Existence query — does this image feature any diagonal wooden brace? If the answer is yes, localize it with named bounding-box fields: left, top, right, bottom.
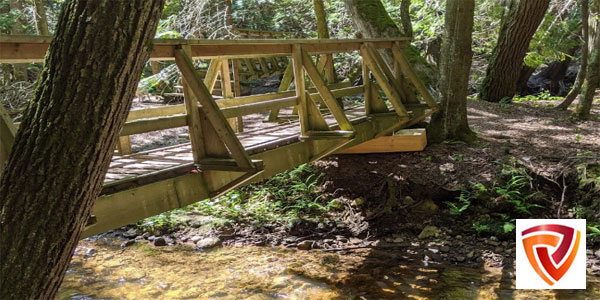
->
left=174, top=47, right=255, bottom=170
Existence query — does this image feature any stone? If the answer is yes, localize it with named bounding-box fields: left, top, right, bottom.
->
left=120, top=240, right=135, bottom=248
left=153, top=237, right=167, bottom=247
left=297, top=240, right=313, bottom=250
left=418, top=225, right=441, bottom=239
left=486, top=239, right=500, bottom=246
left=190, top=235, right=202, bottom=243
left=85, top=248, right=97, bottom=257
left=147, top=235, right=156, bottom=241
left=393, top=237, right=404, bottom=243
left=440, top=245, right=450, bottom=252
left=403, top=196, right=415, bottom=205
left=195, top=237, right=220, bottom=249
left=413, top=200, right=438, bottom=216
left=456, top=256, right=466, bottom=262
left=466, top=251, right=475, bottom=259
left=494, top=247, right=504, bottom=253
left=595, top=249, right=600, bottom=258
left=455, top=235, right=463, bottom=239
left=122, top=228, right=138, bottom=239
left=439, top=163, right=455, bottom=173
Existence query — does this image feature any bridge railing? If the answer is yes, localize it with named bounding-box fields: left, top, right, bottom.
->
left=0, top=36, right=439, bottom=173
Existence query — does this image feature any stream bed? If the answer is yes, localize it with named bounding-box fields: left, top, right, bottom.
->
left=58, top=237, right=599, bottom=299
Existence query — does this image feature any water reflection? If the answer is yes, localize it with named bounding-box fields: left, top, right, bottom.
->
left=58, top=238, right=600, bottom=299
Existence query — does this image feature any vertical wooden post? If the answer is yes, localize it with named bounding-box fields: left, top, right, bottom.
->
left=268, top=60, right=294, bottom=121
left=116, top=136, right=132, bottom=156
left=292, top=45, right=309, bottom=135
left=221, top=58, right=243, bottom=132
left=362, top=61, right=372, bottom=115
left=179, top=45, right=206, bottom=162
left=150, top=61, right=161, bottom=74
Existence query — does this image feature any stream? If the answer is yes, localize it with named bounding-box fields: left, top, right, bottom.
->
left=58, top=237, right=599, bottom=299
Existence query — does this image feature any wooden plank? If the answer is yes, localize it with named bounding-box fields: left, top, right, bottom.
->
left=120, top=114, right=187, bottom=136
left=391, top=42, right=438, bottom=109
left=175, top=48, right=255, bottom=170
left=304, top=91, right=331, bottom=131
left=204, top=59, right=223, bottom=93
left=220, top=58, right=243, bottom=132
left=301, top=48, right=354, bottom=131
left=360, top=45, right=408, bottom=117
left=340, top=129, right=426, bottom=154
left=364, top=43, right=408, bottom=101
left=117, top=136, right=132, bottom=155
left=221, top=96, right=298, bottom=118
left=268, top=60, right=294, bottom=121
left=0, top=37, right=410, bottom=63
left=180, top=45, right=207, bottom=162
left=127, top=105, right=185, bottom=121
left=292, top=45, right=310, bottom=135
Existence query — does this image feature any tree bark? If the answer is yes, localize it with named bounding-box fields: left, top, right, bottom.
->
left=479, top=0, right=550, bottom=102
left=343, top=0, right=438, bottom=91
left=400, top=0, right=413, bottom=37
left=428, top=0, right=475, bottom=143
left=0, top=1, right=164, bottom=299
left=558, top=0, right=589, bottom=110
left=9, top=0, right=28, bottom=81
left=313, top=0, right=336, bottom=84
left=32, top=0, right=50, bottom=35
left=575, top=0, right=599, bottom=119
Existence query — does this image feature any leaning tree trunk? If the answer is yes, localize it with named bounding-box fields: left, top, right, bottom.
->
left=428, top=0, right=475, bottom=143
left=479, top=0, right=550, bottom=102
left=399, top=0, right=413, bottom=37
left=558, top=0, right=589, bottom=110
left=0, top=1, right=164, bottom=299
left=575, top=0, right=599, bottom=120
left=32, top=0, right=50, bottom=35
left=343, top=0, right=438, bottom=91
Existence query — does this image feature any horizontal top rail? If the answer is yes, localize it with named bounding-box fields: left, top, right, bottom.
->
left=0, top=35, right=411, bottom=63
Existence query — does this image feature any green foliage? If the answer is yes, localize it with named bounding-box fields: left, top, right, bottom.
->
left=192, top=164, right=333, bottom=228
left=445, top=191, right=471, bottom=216
left=513, top=90, right=563, bottom=102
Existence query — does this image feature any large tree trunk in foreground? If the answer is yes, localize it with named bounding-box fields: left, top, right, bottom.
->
left=0, top=1, right=164, bottom=299
left=575, top=0, right=599, bottom=120
left=558, top=0, right=590, bottom=110
left=479, top=0, right=550, bottom=102
left=428, top=0, right=475, bottom=143
left=343, top=0, right=438, bottom=91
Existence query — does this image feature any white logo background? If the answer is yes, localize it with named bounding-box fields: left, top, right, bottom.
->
left=516, top=219, right=586, bottom=289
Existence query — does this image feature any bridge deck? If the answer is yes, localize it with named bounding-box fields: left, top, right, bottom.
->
left=105, top=106, right=366, bottom=184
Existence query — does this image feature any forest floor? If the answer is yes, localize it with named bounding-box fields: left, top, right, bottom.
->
left=106, top=94, right=600, bottom=277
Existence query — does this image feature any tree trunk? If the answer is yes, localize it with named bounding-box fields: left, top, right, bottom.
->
left=400, top=0, right=413, bottom=37
left=343, top=0, right=438, bottom=91
left=428, top=0, right=475, bottom=143
left=516, top=65, right=536, bottom=95
left=558, top=0, right=589, bottom=110
left=313, top=0, right=336, bottom=84
left=32, top=0, right=50, bottom=35
left=9, top=0, right=28, bottom=81
left=0, top=1, right=164, bottom=299
left=479, top=0, right=550, bottom=102
left=575, top=0, right=599, bottom=120
left=313, top=0, right=329, bottom=39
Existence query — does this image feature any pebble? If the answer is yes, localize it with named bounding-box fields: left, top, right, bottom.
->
left=466, top=251, right=475, bottom=259
left=153, top=237, right=167, bottom=247
left=595, top=249, right=600, bottom=258
left=122, top=228, right=138, bottom=239
left=297, top=240, right=313, bottom=250
left=190, top=235, right=202, bottom=243
left=440, top=245, right=450, bottom=252
left=195, top=237, right=221, bottom=249
left=456, top=256, right=466, bottom=262
left=120, top=240, right=135, bottom=248
left=418, top=225, right=441, bottom=239
left=494, top=247, right=504, bottom=253
left=393, top=237, right=404, bottom=243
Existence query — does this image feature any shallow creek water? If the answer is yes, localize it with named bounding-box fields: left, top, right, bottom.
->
left=58, top=237, right=599, bottom=299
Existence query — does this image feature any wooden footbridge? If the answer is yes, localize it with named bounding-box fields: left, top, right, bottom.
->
left=0, top=36, right=438, bottom=238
